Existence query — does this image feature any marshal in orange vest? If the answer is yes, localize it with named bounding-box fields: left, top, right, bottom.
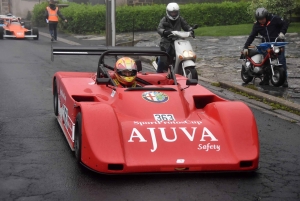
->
left=47, top=7, right=58, bottom=22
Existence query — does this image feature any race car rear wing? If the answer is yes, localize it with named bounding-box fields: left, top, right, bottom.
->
left=51, top=46, right=164, bottom=60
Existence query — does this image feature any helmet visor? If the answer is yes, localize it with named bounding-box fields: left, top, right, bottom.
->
left=117, top=69, right=137, bottom=77
left=168, top=10, right=179, bottom=18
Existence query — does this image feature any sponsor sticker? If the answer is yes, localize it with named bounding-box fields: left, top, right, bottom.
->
left=111, top=90, right=116, bottom=97
left=142, top=91, right=169, bottom=103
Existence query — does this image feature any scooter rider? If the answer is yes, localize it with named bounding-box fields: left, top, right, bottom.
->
left=243, top=8, right=289, bottom=87
left=156, top=2, right=193, bottom=73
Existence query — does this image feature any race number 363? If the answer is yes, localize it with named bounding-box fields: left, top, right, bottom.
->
left=154, top=114, right=175, bottom=122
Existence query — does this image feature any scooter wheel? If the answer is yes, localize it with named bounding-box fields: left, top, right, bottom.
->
left=241, top=65, right=253, bottom=83
left=185, top=68, right=198, bottom=80
left=270, top=67, right=285, bottom=87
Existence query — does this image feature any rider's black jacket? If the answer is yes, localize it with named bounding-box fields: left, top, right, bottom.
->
left=157, top=16, right=192, bottom=51
left=244, top=14, right=289, bottom=49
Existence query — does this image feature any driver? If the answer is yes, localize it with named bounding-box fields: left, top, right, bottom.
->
left=156, top=2, right=193, bottom=73
left=113, top=57, right=140, bottom=88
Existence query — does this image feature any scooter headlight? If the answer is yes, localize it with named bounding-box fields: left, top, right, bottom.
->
left=179, top=50, right=197, bottom=60
left=273, top=46, right=280, bottom=54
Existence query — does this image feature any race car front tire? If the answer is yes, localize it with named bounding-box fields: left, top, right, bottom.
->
left=75, top=112, right=82, bottom=164
left=32, top=27, right=39, bottom=40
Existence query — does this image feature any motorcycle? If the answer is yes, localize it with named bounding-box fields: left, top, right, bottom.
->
left=240, top=36, right=288, bottom=87
left=153, top=24, right=199, bottom=80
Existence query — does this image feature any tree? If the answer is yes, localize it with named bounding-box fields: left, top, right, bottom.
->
left=247, top=0, right=297, bottom=23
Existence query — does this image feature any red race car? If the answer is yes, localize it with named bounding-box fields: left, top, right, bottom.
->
left=52, top=46, right=259, bottom=174
left=0, top=17, right=38, bottom=40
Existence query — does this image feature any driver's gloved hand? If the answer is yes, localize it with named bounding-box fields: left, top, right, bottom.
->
left=163, top=30, right=172, bottom=38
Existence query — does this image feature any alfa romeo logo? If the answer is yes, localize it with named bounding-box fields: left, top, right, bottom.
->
left=142, top=91, right=169, bottom=103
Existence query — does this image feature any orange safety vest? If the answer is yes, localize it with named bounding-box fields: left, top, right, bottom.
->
left=47, top=7, right=59, bottom=22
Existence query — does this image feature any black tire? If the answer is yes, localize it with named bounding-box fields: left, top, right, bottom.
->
left=184, top=67, right=198, bottom=80
left=24, top=25, right=31, bottom=30
left=74, top=113, right=82, bottom=164
left=32, top=27, right=39, bottom=40
left=0, top=27, right=3, bottom=39
left=53, top=79, right=58, bottom=116
left=241, top=65, right=253, bottom=84
left=270, top=67, right=285, bottom=87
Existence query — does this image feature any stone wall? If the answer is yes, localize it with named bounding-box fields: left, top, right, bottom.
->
left=10, top=0, right=40, bottom=18
left=0, top=0, right=10, bottom=15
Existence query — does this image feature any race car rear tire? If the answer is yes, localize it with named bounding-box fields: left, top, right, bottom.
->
left=32, top=27, right=39, bottom=40
left=53, top=79, right=58, bottom=116
left=75, top=113, right=82, bottom=164
left=0, top=27, right=3, bottom=39
left=25, top=24, right=31, bottom=30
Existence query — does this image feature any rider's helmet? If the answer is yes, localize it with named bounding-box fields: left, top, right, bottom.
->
left=114, top=57, right=138, bottom=87
left=255, top=7, right=269, bottom=20
left=166, top=2, right=180, bottom=21
left=11, top=18, right=19, bottom=22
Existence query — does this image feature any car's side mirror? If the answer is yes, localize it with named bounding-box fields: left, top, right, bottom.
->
left=192, top=24, right=199, bottom=29
left=186, top=79, right=198, bottom=86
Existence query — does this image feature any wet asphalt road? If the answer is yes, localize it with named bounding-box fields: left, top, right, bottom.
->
left=0, top=35, right=300, bottom=201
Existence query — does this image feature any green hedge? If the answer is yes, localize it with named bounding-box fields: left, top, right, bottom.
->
left=32, top=2, right=253, bottom=34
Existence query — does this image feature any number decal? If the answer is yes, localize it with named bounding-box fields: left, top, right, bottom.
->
left=62, top=105, right=69, bottom=129
left=154, top=114, right=175, bottom=122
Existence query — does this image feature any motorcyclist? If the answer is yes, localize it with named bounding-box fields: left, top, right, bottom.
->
left=156, top=2, right=193, bottom=73
left=113, top=57, right=140, bottom=88
left=243, top=8, right=289, bottom=87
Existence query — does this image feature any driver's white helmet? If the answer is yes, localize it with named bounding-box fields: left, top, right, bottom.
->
left=166, top=2, right=180, bottom=21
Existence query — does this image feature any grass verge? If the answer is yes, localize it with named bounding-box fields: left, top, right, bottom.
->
left=194, top=22, right=300, bottom=36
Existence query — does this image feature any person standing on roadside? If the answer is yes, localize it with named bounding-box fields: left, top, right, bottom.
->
left=44, top=0, right=67, bottom=42
left=243, top=8, right=289, bottom=87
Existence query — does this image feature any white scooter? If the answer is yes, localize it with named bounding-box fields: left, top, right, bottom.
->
left=153, top=24, right=199, bottom=80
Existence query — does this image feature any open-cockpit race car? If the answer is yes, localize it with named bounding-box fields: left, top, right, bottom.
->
left=52, top=46, right=259, bottom=174
left=0, top=15, right=39, bottom=40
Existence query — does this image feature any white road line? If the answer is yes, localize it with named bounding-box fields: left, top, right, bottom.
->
left=39, top=31, right=81, bottom=46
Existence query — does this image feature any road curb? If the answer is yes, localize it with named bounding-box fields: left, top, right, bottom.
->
left=218, top=80, right=300, bottom=113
